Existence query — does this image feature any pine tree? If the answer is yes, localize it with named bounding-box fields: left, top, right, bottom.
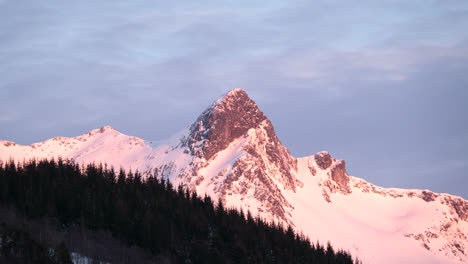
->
left=53, top=242, right=73, bottom=264
left=0, top=159, right=357, bottom=264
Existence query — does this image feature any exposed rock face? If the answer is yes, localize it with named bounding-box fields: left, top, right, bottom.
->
left=180, top=88, right=299, bottom=224
left=309, top=165, right=317, bottom=176
left=2, top=87, right=468, bottom=263
left=2, top=141, right=16, bottom=147
left=184, top=89, right=267, bottom=160
left=330, top=160, right=351, bottom=194
left=419, top=190, right=438, bottom=202
left=315, top=151, right=333, bottom=170
left=446, top=197, right=468, bottom=221
left=216, top=141, right=295, bottom=224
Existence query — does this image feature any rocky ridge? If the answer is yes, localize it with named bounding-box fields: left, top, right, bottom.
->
left=175, top=89, right=299, bottom=224
left=1, top=88, right=467, bottom=263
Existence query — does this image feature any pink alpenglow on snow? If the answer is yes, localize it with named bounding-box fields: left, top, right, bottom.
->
left=1, top=89, right=467, bottom=264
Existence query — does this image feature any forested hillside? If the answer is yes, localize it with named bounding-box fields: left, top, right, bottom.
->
left=0, top=158, right=356, bottom=264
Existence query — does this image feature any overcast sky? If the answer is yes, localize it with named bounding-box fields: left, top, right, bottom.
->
left=1, top=0, right=467, bottom=198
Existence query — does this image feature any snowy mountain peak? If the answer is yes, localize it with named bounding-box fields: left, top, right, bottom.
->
left=1, top=90, right=467, bottom=263
left=99, top=125, right=116, bottom=132
left=89, top=125, right=118, bottom=135
left=183, top=88, right=269, bottom=160
left=173, top=89, right=300, bottom=224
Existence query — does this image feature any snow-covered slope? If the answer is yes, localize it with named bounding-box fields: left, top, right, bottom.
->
left=1, top=88, right=467, bottom=263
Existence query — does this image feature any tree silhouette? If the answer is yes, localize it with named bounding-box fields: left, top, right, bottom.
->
left=0, top=158, right=358, bottom=264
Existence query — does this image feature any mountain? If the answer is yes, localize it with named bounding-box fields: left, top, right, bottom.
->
left=1, top=88, right=467, bottom=263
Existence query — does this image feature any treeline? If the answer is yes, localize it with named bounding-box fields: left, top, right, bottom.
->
left=0, top=222, right=73, bottom=264
left=0, top=159, right=357, bottom=264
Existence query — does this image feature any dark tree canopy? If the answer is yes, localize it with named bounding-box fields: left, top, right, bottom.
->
left=0, top=158, right=356, bottom=264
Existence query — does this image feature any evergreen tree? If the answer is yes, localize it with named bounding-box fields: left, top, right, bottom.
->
left=0, top=159, right=357, bottom=264
left=53, top=242, right=73, bottom=264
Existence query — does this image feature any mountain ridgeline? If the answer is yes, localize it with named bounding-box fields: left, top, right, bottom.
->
left=0, top=159, right=356, bottom=264
left=0, top=88, right=467, bottom=263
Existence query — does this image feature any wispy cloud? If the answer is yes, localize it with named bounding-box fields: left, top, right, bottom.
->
left=0, top=0, right=467, bottom=197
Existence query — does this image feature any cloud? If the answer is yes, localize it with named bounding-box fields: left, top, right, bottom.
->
left=0, top=0, right=467, bottom=197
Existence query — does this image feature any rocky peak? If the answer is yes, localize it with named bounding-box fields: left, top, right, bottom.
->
left=315, top=151, right=333, bottom=170
left=99, top=125, right=116, bottom=133
left=73, top=126, right=120, bottom=142
left=183, top=88, right=269, bottom=160
left=178, top=88, right=299, bottom=224
left=1, top=140, right=17, bottom=147
left=330, top=160, right=350, bottom=193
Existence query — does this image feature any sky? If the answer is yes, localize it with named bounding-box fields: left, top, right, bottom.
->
left=1, top=0, right=467, bottom=198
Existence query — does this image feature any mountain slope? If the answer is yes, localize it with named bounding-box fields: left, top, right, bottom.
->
left=1, top=89, right=467, bottom=263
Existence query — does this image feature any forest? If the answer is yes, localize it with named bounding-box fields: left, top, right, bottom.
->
left=0, top=158, right=357, bottom=263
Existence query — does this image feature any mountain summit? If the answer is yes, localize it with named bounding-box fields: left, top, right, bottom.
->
left=184, top=88, right=269, bottom=159
left=180, top=88, right=299, bottom=224
left=1, top=89, right=467, bottom=264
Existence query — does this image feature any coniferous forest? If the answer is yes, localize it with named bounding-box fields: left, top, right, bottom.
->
left=0, top=158, right=357, bottom=264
